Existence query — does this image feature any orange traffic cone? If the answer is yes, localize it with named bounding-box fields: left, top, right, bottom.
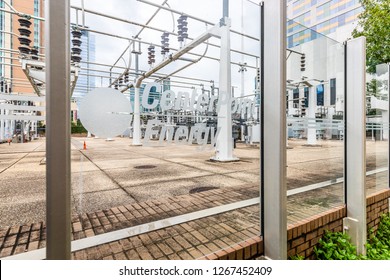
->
left=83, top=141, right=87, bottom=150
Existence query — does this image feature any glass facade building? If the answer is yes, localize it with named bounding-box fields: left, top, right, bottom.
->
left=73, top=29, right=96, bottom=99
left=33, top=0, right=40, bottom=47
left=0, top=1, right=4, bottom=77
left=287, top=0, right=363, bottom=48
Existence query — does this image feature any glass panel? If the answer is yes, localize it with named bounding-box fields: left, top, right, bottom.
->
left=0, top=1, right=46, bottom=258
left=366, top=64, right=389, bottom=195
left=0, top=98, right=47, bottom=251
left=67, top=0, right=262, bottom=259
left=286, top=19, right=345, bottom=225
left=330, top=78, right=336, bottom=105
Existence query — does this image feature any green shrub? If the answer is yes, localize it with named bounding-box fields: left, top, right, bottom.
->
left=71, top=125, right=87, bottom=134
left=365, top=214, right=390, bottom=260
left=289, top=255, right=304, bottom=260
left=313, top=213, right=390, bottom=260
left=71, top=120, right=87, bottom=134
left=313, top=231, right=359, bottom=260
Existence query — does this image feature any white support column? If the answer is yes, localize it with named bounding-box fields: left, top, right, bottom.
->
left=211, top=16, right=237, bottom=162
left=0, top=109, right=4, bottom=140
left=327, top=107, right=335, bottom=140
left=132, top=53, right=142, bottom=146
left=382, top=110, right=389, bottom=140
left=133, top=86, right=142, bottom=145
left=287, top=90, right=292, bottom=115
left=262, top=0, right=287, bottom=259
left=5, top=118, right=10, bottom=139
left=344, top=37, right=366, bottom=255
left=307, top=86, right=317, bottom=145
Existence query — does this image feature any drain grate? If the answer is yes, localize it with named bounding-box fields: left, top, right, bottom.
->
left=189, top=186, right=219, bottom=194
left=134, top=165, right=157, bottom=169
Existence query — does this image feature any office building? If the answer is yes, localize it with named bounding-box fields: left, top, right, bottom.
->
left=287, top=0, right=363, bottom=48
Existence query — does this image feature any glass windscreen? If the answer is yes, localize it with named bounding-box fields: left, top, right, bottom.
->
left=286, top=19, right=345, bottom=225
left=67, top=0, right=262, bottom=260
left=366, top=63, right=389, bottom=195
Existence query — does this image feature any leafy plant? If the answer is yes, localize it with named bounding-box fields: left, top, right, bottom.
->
left=313, top=231, right=359, bottom=260
left=289, top=255, right=304, bottom=260
left=313, top=213, right=390, bottom=260
left=71, top=119, right=87, bottom=134
left=365, top=214, right=390, bottom=260
left=352, top=0, right=390, bottom=73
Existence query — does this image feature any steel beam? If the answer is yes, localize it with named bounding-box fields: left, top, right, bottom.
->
left=45, top=0, right=71, bottom=260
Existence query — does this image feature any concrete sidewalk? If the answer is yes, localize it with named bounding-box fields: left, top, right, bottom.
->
left=0, top=137, right=388, bottom=259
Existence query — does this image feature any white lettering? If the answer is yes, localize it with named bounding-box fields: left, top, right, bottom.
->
left=196, top=93, right=209, bottom=113
left=174, top=126, right=189, bottom=144
left=174, top=91, right=190, bottom=110
left=160, top=90, right=175, bottom=111
left=142, top=82, right=160, bottom=110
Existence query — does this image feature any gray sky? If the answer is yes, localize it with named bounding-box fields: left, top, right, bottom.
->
left=70, top=0, right=261, bottom=96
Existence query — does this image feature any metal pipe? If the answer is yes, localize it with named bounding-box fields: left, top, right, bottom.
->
left=138, top=0, right=305, bottom=54
left=0, top=62, right=19, bottom=67
left=80, top=27, right=258, bottom=69
left=71, top=6, right=175, bottom=35
left=137, top=0, right=258, bottom=41
left=81, top=60, right=213, bottom=83
left=71, top=6, right=260, bottom=59
left=2, top=0, right=17, bottom=13
left=0, top=30, right=18, bottom=38
left=246, top=0, right=260, bottom=5
left=0, top=7, right=45, bottom=21
left=156, top=39, right=210, bottom=82
left=0, top=48, right=44, bottom=56
left=81, top=0, right=85, bottom=27
left=110, top=0, right=168, bottom=72
left=0, top=56, right=18, bottom=60
left=223, top=0, right=229, bottom=18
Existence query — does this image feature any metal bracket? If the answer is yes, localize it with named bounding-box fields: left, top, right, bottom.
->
left=343, top=217, right=364, bottom=253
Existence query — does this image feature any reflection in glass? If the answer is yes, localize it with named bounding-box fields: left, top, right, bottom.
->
left=286, top=19, right=345, bottom=225
left=366, top=64, right=389, bottom=194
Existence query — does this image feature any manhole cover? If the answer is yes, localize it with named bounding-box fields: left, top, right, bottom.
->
left=134, top=165, right=157, bottom=169
left=189, top=186, right=219, bottom=194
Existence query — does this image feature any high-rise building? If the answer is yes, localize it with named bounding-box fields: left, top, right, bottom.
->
left=0, top=0, right=45, bottom=94
left=1, top=1, right=96, bottom=98
left=287, top=0, right=363, bottom=48
left=0, top=1, right=5, bottom=78
left=72, top=28, right=96, bottom=100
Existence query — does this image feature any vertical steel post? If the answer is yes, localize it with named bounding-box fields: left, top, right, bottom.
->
left=259, top=2, right=264, bottom=238
left=262, top=0, right=287, bottom=259
left=133, top=54, right=142, bottom=145
left=45, top=0, right=71, bottom=259
left=223, top=0, right=229, bottom=18
left=345, top=37, right=366, bottom=255
left=307, top=86, right=317, bottom=145
left=0, top=109, right=4, bottom=140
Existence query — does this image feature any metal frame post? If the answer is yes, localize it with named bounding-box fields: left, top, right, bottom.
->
left=262, top=0, right=287, bottom=259
left=307, top=86, right=317, bottom=145
left=45, top=0, right=71, bottom=259
left=344, top=37, right=366, bottom=255
left=0, top=109, right=4, bottom=140
left=132, top=54, right=142, bottom=145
